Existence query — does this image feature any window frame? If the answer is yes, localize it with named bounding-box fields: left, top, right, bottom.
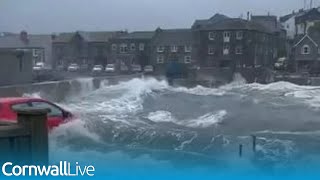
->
left=130, top=43, right=136, bottom=51
left=209, top=32, right=215, bottom=40
left=236, top=31, right=243, bottom=40
left=185, top=45, right=192, bottom=52
left=235, top=46, right=243, bottom=55
left=208, top=47, right=215, bottom=55
left=184, top=56, right=192, bottom=64
left=111, top=44, right=117, bottom=51
left=157, top=46, right=165, bottom=53
left=120, top=44, right=128, bottom=54
left=223, top=44, right=230, bottom=55
left=302, top=45, right=311, bottom=55
left=171, top=45, right=178, bottom=52
left=157, top=55, right=164, bottom=64
left=139, top=43, right=145, bottom=51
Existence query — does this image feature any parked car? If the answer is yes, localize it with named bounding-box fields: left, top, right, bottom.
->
left=105, top=64, right=116, bottom=73
left=0, top=97, right=74, bottom=129
left=274, top=57, right=288, bottom=71
left=33, top=62, right=45, bottom=71
left=92, top=65, right=104, bottom=74
left=143, top=65, right=154, bottom=73
left=120, top=65, right=129, bottom=73
left=67, top=63, right=80, bottom=72
left=132, top=65, right=142, bottom=73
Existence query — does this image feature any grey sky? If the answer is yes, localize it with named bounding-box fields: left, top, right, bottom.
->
left=0, top=0, right=318, bottom=34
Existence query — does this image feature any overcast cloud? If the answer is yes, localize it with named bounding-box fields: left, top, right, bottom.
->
left=0, top=0, right=318, bottom=33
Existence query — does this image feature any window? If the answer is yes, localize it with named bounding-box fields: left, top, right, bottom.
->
left=120, top=44, right=128, bottom=53
left=224, top=31, right=231, bottom=42
left=208, top=47, right=215, bottom=55
left=33, top=49, right=40, bottom=57
left=171, top=45, right=178, bottom=52
left=112, top=44, right=117, bottom=51
left=209, top=32, right=215, bottom=40
left=32, top=102, right=63, bottom=117
left=185, top=45, right=192, bottom=52
left=302, top=45, right=311, bottom=54
left=235, top=46, right=243, bottom=54
left=139, top=43, right=145, bottom=51
left=130, top=43, right=136, bottom=51
left=157, top=55, right=164, bottom=64
left=184, top=56, right=191, bottom=64
left=12, top=103, right=32, bottom=111
left=236, top=31, right=243, bottom=40
left=157, top=46, right=164, bottom=52
left=223, top=44, right=230, bottom=55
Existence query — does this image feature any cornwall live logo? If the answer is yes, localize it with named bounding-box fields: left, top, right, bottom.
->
left=1, top=161, right=95, bottom=177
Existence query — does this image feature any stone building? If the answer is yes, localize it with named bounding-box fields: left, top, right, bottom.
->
left=109, top=31, right=155, bottom=68
left=52, top=31, right=123, bottom=69
left=192, top=15, right=277, bottom=69
left=150, top=28, right=194, bottom=74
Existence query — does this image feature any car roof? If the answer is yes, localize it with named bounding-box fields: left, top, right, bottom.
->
left=0, top=97, right=44, bottom=104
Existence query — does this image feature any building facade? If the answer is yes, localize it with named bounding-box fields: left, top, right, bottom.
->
left=295, top=8, right=320, bottom=36
left=293, top=32, right=320, bottom=72
left=192, top=16, right=277, bottom=69
left=0, top=49, right=33, bottom=86
left=0, top=31, right=52, bottom=68
left=52, top=31, right=123, bottom=69
left=109, top=31, right=155, bottom=68
left=150, top=28, right=194, bottom=74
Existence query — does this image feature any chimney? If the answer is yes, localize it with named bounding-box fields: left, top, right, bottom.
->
left=247, top=12, right=251, bottom=21
left=20, top=31, right=29, bottom=44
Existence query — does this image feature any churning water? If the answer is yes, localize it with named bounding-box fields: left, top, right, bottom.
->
left=24, top=76, right=320, bottom=178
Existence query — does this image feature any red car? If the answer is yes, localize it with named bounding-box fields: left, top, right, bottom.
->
left=0, top=97, right=73, bottom=129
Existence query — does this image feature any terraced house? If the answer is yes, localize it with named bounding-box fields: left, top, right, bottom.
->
left=150, top=28, right=194, bottom=74
left=192, top=14, right=278, bottom=69
left=52, top=31, right=123, bottom=69
left=109, top=31, right=155, bottom=68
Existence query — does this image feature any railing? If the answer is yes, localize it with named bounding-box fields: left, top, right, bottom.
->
left=0, top=108, right=49, bottom=165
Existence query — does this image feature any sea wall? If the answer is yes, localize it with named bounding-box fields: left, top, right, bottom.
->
left=0, top=74, right=142, bottom=102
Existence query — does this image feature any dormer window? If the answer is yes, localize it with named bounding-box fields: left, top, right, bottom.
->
left=302, top=45, right=311, bottom=54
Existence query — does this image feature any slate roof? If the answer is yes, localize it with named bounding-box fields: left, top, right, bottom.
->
left=201, top=18, right=272, bottom=33
left=0, top=34, right=52, bottom=49
left=117, top=31, right=155, bottom=40
left=53, top=31, right=122, bottom=43
left=280, top=13, right=296, bottom=22
left=192, top=13, right=230, bottom=29
left=152, top=29, right=193, bottom=46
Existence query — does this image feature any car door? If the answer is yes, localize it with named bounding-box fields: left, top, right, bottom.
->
left=31, top=101, right=65, bottom=128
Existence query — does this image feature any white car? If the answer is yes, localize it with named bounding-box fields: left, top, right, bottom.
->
left=92, top=65, right=104, bottom=73
left=67, top=63, right=80, bottom=72
left=143, top=65, right=154, bottom=73
left=33, top=62, right=45, bottom=71
left=105, top=64, right=116, bottom=73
